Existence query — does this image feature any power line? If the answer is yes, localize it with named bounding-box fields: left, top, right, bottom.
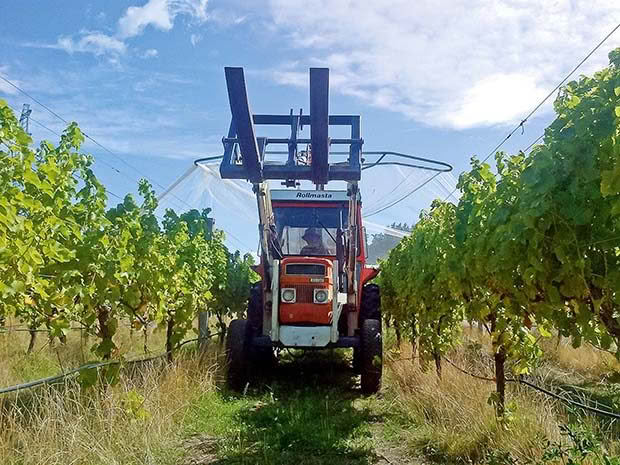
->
left=364, top=172, right=442, bottom=218
left=4, top=103, right=249, bottom=251
left=4, top=103, right=132, bottom=207
left=7, top=106, right=247, bottom=249
left=442, top=21, right=620, bottom=203
left=0, top=75, right=70, bottom=126
left=3, top=104, right=175, bottom=224
left=0, top=73, right=191, bottom=212
left=523, top=134, right=545, bottom=153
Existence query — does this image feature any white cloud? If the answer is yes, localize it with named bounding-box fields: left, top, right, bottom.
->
left=267, top=0, right=620, bottom=129
left=190, top=33, right=202, bottom=46
left=140, top=48, right=159, bottom=58
left=56, top=32, right=127, bottom=56
left=205, top=9, right=247, bottom=26
left=24, top=1, right=210, bottom=61
left=118, top=0, right=209, bottom=39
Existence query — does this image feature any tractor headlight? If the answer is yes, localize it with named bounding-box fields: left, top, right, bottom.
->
left=281, top=288, right=296, bottom=303
left=313, top=288, right=329, bottom=304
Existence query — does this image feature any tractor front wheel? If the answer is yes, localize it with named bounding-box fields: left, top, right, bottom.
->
left=226, top=319, right=250, bottom=391
left=352, top=346, right=362, bottom=373
left=360, top=319, right=382, bottom=394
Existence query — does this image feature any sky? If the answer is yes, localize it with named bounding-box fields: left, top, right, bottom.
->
left=1, top=0, right=619, bottom=253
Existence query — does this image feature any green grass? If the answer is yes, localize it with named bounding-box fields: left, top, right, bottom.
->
left=3, top=321, right=620, bottom=465
left=183, top=350, right=382, bottom=465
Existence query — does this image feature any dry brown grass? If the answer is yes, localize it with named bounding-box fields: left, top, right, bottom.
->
left=0, top=318, right=186, bottom=387
left=0, top=356, right=220, bottom=465
left=386, top=350, right=560, bottom=462
left=0, top=320, right=223, bottom=465
left=383, top=329, right=620, bottom=464
left=539, top=337, right=620, bottom=381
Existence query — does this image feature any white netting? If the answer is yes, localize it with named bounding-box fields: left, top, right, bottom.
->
left=155, top=157, right=459, bottom=255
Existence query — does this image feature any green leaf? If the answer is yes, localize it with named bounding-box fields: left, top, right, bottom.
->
left=78, top=366, right=99, bottom=388
left=538, top=326, right=552, bottom=338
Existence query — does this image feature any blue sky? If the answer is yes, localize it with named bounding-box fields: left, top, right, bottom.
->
left=1, top=1, right=619, bottom=253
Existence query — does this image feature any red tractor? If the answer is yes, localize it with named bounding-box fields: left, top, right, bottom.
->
left=194, top=67, right=451, bottom=393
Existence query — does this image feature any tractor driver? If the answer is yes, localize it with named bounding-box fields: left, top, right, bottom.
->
left=300, top=227, right=329, bottom=255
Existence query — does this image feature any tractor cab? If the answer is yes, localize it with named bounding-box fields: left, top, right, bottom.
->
left=272, top=190, right=351, bottom=257
left=194, top=66, right=452, bottom=394
left=271, top=190, right=354, bottom=327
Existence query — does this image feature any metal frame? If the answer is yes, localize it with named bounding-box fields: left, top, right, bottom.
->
left=219, top=67, right=362, bottom=185
left=195, top=150, right=453, bottom=174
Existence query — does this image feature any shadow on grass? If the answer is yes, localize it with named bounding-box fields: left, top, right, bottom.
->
left=186, top=350, right=383, bottom=465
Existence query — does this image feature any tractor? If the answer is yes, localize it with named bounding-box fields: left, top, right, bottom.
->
left=194, top=67, right=451, bottom=393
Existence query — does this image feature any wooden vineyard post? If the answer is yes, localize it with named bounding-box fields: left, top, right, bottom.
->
left=199, top=311, right=210, bottom=352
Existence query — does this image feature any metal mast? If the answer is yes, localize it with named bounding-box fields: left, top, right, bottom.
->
left=19, top=104, right=32, bottom=135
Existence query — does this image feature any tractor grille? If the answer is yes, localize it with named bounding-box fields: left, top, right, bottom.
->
left=286, top=264, right=326, bottom=276
left=293, top=285, right=319, bottom=303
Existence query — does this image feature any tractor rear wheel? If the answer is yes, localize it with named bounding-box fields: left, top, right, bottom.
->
left=354, top=283, right=381, bottom=373
left=352, top=346, right=362, bottom=373
left=360, top=319, right=382, bottom=394
left=360, top=284, right=381, bottom=323
left=226, top=319, right=250, bottom=391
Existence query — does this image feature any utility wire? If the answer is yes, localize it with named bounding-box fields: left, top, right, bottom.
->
left=4, top=115, right=246, bottom=249
left=4, top=82, right=280, bottom=253
left=2, top=82, right=249, bottom=248
left=26, top=114, right=132, bottom=178
left=364, top=172, right=442, bottom=218
left=5, top=103, right=168, bottom=223
left=442, top=21, right=620, bottom=203
left=523, top=134, right=545, bottom=153
left=0, top=74, right=190, bottom=212
left=5, top=103, right=127, bottom=201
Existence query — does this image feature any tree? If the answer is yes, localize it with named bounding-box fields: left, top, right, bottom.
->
left=378, top=48, right=620, bottom=416
left=367, top=223, right=411, bottom=265
left=0, top=102, right=99, bottom=351
left=210, top=250, right=257, bottom=341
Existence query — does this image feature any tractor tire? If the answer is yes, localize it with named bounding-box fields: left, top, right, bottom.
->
left=352, top=346, right=362, bottom=373
left=246, top=282, right=276, bottom=372
left=360, top=319, right=382, bottom=394
left=360, top=284, right=381, bottom=323
left=226, top=319, right=250, bottom=391
left=354, top=284, right=381, bottom=373
left=247, top=282, right=263, bottom=335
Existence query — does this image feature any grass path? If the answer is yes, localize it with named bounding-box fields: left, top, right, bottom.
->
left=180, top=351, right=421, bottom=465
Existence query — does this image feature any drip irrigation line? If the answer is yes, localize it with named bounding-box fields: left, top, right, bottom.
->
left=0, top=360, right=115, bottom=395
left=514, top=378, right=620, bottom=420
left=0, top=334, right=221, bottom=396
left=442, top=21, right=620, bottom=203
left=444, top=357, right=620, bottom=420
left=0, top=326, right=89, bottom=334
